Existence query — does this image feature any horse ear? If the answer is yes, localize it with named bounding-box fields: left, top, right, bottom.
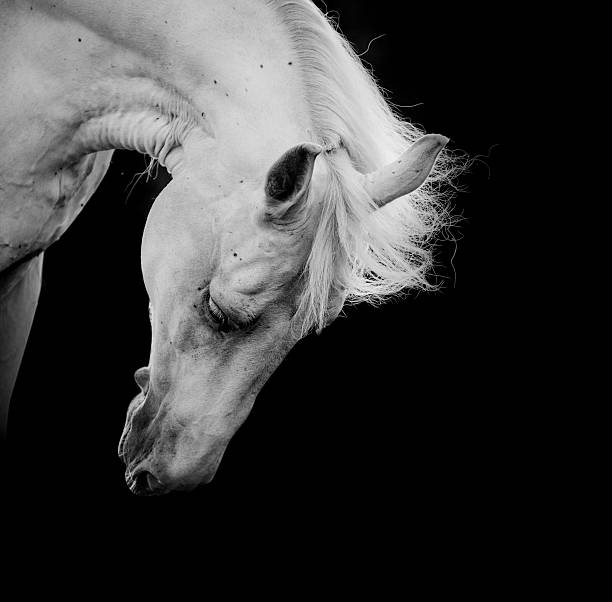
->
left=264, top=143, right=322, bottom=219
left=361, top=134, right=449, bottom=208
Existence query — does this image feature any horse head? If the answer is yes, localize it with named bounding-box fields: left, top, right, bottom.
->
left=119, top=135, right=447, bottom=494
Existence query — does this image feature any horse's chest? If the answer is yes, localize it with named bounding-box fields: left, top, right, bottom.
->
left=0, top=150, right=113, bottom=272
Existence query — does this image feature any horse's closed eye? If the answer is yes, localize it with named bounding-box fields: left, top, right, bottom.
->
left=205, top=291, right=255, bottom=333
left=207, top=295, right=229, bottom=328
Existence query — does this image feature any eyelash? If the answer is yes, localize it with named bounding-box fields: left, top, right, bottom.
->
left=208, top=295, right=228, bottom=326
left=205, top=293, right=230, bottom=332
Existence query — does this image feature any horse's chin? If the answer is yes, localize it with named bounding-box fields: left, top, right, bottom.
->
left=117, top=391, right=145, bottom=463
left=125, top=465, right=175, bottom=496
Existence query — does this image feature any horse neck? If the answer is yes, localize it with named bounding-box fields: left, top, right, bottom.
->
left=24, top=0, right=314, bottom=176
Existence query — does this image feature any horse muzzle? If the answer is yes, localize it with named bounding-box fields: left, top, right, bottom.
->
left=119, top=397, right=228, bottom=495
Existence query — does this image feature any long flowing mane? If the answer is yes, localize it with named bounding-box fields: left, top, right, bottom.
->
left=268, top=0, right=461, bottom=335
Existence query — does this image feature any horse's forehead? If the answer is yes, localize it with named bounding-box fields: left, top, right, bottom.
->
left=218, top=199, right=311, bottom=256
left=207, top=208, right=307, bottom=302
left=218, top=229, right=305, bottom=292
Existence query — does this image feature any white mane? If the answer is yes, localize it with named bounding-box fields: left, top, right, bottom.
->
left=268, top=0, right=462, bottom=335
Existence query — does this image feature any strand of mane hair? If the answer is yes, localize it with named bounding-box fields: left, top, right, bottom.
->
left=267, top=0, right=465, bottom=336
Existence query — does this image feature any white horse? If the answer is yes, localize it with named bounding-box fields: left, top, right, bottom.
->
left=0, top=0, right=455, bottom=493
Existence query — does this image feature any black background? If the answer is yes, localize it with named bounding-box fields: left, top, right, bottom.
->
left=3, top=1, right=517, bottom=555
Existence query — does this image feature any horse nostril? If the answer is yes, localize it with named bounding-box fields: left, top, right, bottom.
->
left=132, top=470, right=166, bottom=496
